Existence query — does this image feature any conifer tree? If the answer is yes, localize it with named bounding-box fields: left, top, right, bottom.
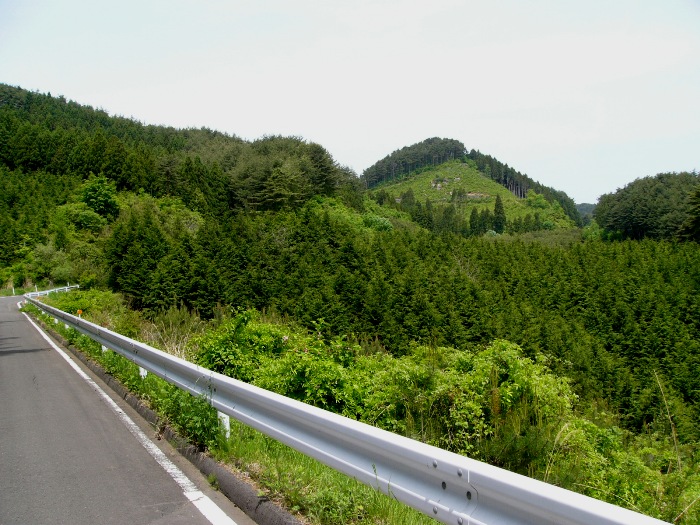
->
left=469, top=208, right=479, bottom=236
left=493, top=194, right=506, bottom=233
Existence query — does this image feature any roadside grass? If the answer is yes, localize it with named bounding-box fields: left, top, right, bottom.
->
left=214, top=421, right=433, bottom=525
left=0, top=286, right=29, bottom=297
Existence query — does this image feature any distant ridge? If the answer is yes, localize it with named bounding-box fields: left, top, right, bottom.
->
left=467, top=150, right=580, bottom=224
left=361, top=137, right=466, bottom=188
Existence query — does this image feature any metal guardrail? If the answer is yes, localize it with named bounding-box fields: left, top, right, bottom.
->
left=25, top=284, right=80, bottom=297
left=24, top=290, right=669, bottom=525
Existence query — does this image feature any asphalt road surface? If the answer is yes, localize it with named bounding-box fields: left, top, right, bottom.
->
left=0, top=295, right=256, bottom=525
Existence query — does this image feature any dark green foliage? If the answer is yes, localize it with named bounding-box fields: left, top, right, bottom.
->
left=576, top=202, right=596, bottom=225
left=493, top=194, right=506, bottom=233
left=105, top=204, right=168, bottom=308
left=0, top=166, right=80, bottom=276
left=594, top=172, right=699, bottom=240
left=102, top=195, right=208, bottom=312
left=678, top=184, right=700, bottom=242
left=228, top=136, right=347, bottom=211
left=80, top=174, right=119, bottom=219
left=182, top=207, right=700, bottom=444
left=0, top=84, right=362, bottom=218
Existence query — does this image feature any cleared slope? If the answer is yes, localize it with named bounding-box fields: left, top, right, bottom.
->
left=370, top=160, right=575, bottom=229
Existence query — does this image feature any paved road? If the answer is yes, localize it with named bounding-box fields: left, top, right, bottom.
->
left=0, top=295, right=256, bottom=525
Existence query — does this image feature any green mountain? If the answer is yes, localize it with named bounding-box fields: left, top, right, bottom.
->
left=361, top=137, right=581, bottom=225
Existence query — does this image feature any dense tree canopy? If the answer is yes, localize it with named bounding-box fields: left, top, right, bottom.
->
left=594, top=172, right=699, bottom=240
left=0, top=84, right=360, bottom=219
left=679, top=185, right=700, bottom=241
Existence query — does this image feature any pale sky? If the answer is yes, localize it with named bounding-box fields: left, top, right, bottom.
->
left=1, top=0, right=699, bottom=203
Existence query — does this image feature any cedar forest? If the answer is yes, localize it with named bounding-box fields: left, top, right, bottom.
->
left=2, top=84, right=700, bottom=523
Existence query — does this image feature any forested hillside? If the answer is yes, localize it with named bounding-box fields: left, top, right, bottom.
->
left=595, top=172, right=699, bottom=240
left=0, top=84, right=361, bottom=217
left=2, top=84, right=700, bottom=523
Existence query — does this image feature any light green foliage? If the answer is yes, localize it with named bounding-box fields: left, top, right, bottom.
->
left=526, top=189, right=549, bottom=209
left=30, top=242, right=71, bottom=283
left=80, top=174, right=119, bottom=219
left=140, top=305, right=206, bottom=360
left=196, top=310, right=289, bottom=382
left=44, top=288, right=140, bottom=337
left=436, top=341, right=575, bottom=466
left=373, top=160, right=503, bottom=207
left=194, top=318, right=700, bottom=522
left=55, top=202, right=107, bottom=232
left=362, top=214, right=393, bottom=231
left=117, top=193, right=204, bottom=237
left=38, top=288, right=700, bottom=523
left=255, top=348, right=348, bottom=411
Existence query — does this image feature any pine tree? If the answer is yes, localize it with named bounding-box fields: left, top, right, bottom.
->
left=469, top=208, right=479, bottom=236
left=493, top=195, right=506, bottom=233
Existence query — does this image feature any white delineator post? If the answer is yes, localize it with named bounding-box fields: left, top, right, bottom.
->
left=218, top=411, right=230, bottom=439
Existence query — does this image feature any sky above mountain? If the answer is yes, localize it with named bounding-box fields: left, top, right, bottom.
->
left=1, top=0, right=698, bottom=203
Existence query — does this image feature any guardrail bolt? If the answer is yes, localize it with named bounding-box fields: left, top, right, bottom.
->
left=433, top=506, right=438, bottom=515
left=433, top=460, right=438, bottom=468
left=458, top=518, right=464, bottom=525
left=457, top=468, right=463, bottom=477
left=466, top=491, right=472, bottom=500
left=442, top=481, right=447, bottom=490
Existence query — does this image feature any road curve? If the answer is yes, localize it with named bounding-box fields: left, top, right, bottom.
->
left=0, top=295, right=256, bottom=525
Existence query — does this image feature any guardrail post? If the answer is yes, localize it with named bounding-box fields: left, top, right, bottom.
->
left=218, top=411, right=230, bottom=439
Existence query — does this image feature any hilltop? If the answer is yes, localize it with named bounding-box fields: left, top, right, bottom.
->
left=361, top=137, right=581, bottom=226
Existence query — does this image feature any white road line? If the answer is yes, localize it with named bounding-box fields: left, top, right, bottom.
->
left=23, top=312, right=238, bottom=525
